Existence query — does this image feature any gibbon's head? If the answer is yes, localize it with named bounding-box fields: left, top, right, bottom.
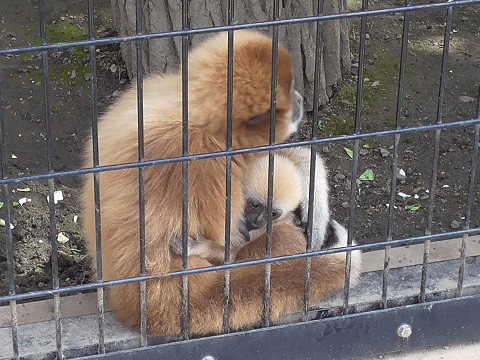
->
left=187, top=30, right=303, bottom=149
left=243, top=154, right=302, bottom=230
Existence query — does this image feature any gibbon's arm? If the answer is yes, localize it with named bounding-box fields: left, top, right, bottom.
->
left=277, top=147, right=330, bottom=250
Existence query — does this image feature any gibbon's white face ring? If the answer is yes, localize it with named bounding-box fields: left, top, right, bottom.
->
left=288, top=90, right=304, bottom=136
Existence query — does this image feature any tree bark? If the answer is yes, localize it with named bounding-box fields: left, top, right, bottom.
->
left=111, top=0, right=351, bottom=111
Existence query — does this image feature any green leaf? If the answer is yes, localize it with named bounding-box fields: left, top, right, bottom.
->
left=398, top=192, right=411, bottom=199
left=17, top=187, right=31, bottom=192
left=343, top=147, right=354, bottom=159
left=0, top=202, right=3, bottom=209
left=359, top=169, right=375, bottom=181
left=405, top=204, right=421, bottom=212
left=12, top=202, right=20, bottom=207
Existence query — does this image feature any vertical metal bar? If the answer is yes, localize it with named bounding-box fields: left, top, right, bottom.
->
left=181, top=0, right=190, bottom=339
left=420, top=4, right=453, bottom=303
left=134, top=0, right=148, bottom=347
left=343, top=0, right=368, bottom=314
left=304, top=0, right=324, bottom=322
left=87, top=0, right=105, bottom=353
left=456, top=87, right=480, bottom=296
left=39, top=1, right=62, bottom=357
left=223, top=1, right=235, bottom=334
left=382, top=0, right=410, bottom=309
left=0, top=63, right=19, bottom=360
left=264, top=0, right=280, bottom=327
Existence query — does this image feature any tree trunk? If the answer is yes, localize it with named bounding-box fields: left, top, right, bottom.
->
left=111, top=0, right=351, bottom=111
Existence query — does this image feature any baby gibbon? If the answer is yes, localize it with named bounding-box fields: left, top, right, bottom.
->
left=170, top=154, right=304, bottom=262
left=242, top=147, right=331, bottom=250
left=82, top=30, right=307, bottom=337
left=171, top=146, right=331, bottom=260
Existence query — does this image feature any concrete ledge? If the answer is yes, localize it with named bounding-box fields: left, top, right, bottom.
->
left=1, top=235, right=479, bottom=359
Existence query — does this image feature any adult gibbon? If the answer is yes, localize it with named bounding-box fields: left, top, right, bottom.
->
left=82, top=30, right=357, bottom=337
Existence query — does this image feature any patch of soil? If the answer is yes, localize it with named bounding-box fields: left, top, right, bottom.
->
left=0, top=0, right=479, bottom=299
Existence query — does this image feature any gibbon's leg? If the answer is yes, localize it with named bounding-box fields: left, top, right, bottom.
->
left=186, top=221, right=361, bottom=335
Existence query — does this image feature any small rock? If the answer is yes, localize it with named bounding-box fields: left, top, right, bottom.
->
left=365, top=33, right=370, bottom=39
left=450, top=220, right=461, bottom=229
left=439, top=171, right=446, bottom=179
left=322, top=146, right=330, bottom=153
left=111, top=90, right=121, bottom=98
left=84, top=73, right=91, bottom=81
left=380, top=148, right=390, bottom=158
left=334, top=173, right=346, bottom=182
left=397, top=168, right=406, bottom=181
left=341, top=201, right=349, bottom=208
left=70, top=69, right=76, bottom=79
left=359, top=149, right=368, bottom=156
left=459, top=95, right=475, bottom=103
left=109, top=64, right=117, bottom=73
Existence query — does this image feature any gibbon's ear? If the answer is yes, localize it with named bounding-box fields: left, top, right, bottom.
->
left=245, top=112, right=270, bottom=126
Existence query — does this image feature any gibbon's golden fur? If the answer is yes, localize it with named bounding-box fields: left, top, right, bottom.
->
left=168, top=221, right=361, bottom=334
left=82, top=30, right=313, bottom=337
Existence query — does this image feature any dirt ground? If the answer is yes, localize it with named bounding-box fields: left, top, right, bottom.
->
left=0, top=0, right=479, bottom=298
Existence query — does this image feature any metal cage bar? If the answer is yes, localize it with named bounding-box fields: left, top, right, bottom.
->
left=1, top=0, right=478, bottom=57
left=223, top=0, right=235, bottom=334
left=420, top=4, right=453, bottom=303
left=133, top=0, right=148, bottom=347
left=0, top=61, right=19, bottom=360
left=87, top=0, right=106, bottom=353
left=0, top=117, right=478, bottom=186
left=344, top=0, right=368, bottom=314
left=382, top=0, right=411, bottom=309
left=1, top=227, right=479, bottom=304
left=38, top=0, right=62, bottom=357
left=457, top=88, right=480, bottom=295
left=304, top=0, right=325, bottom=321
left=180, top=0, right=190, bottom=340
left=264, top=0, right=281, bottom=327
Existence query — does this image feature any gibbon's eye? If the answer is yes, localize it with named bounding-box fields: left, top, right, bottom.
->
left=250, top=201, right=261, bottom=209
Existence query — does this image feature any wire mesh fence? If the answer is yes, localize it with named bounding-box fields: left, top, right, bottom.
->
left=0, top=0, right=480, bottom=358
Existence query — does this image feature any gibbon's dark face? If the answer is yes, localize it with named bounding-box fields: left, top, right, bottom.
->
left=244, top=198, right=283, bottom=231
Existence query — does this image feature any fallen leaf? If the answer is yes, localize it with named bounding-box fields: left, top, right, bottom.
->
left=359, top=169, right=375, bottom=181
left=405, top=204, right=421, bottom=212
left=343, top=147, right=354, bottom=159
left=398, top=192, right=411, bottom=199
